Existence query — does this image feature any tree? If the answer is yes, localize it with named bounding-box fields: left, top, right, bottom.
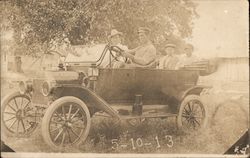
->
left=1, top=0, right=198, bottom=56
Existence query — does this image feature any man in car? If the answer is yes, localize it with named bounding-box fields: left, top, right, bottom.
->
left=120, top=27, right=156, bottom=67
left=109, top=29, right=128, bottom=50
left=108, top=29, right=128, bottom=68
left=158, top=43, right=179, bottom=70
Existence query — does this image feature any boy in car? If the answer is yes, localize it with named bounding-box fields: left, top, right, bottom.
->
left=177, top=43, right=198, bottom=68
left=158, top=43, right=179, bottom=70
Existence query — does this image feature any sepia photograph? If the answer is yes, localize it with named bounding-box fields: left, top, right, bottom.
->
left=0, top=0, right=249, bottom=157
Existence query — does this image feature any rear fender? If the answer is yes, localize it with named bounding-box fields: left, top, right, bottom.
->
left=180, top=85, right=212, bottom=101
left=52, top=85, right=120, bottom=119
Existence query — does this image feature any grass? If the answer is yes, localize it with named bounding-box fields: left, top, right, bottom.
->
left=2, top=99, right=248, bottom=154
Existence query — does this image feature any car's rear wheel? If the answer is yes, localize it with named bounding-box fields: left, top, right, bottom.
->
left=1, top=91, right=38, bottom=138
left=41, top=96, right=91, bottom=150
left=177, top=95, right=208, bottom=133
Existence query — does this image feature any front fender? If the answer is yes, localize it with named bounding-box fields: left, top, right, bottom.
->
left=52, top=85, right=120, bottom=119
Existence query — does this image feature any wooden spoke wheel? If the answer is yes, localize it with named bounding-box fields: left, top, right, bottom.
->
left=41, top=96, right=90, bottom=150
left=1, top=91, right=38, bottom=138
left=177, top=95, right=208, bottom=132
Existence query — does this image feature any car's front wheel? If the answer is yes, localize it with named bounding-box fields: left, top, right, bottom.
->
left=41, top=96, right=91, bottom=150
left=1, top=91, right=38, bottom=138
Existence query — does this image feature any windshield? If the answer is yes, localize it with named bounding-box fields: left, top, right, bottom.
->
left=65, top=44, right=108, bottom=63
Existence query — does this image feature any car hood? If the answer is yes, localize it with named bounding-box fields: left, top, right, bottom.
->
left=43, top=71, right=79, bottom=81
left=20, top=70, right=80, bottom=82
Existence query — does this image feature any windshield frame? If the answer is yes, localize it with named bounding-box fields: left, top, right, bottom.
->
left=65, top=44, right=113, bottom=67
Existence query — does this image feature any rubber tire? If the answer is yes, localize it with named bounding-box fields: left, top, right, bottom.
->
left=1, top=91, right=36, bottom=139
left=41, top=96, right=91, bottom=151
left=177, top=95, right=208, bottom=131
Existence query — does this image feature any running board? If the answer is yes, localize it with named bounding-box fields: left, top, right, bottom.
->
left=120, top=113, right=177, bottom=120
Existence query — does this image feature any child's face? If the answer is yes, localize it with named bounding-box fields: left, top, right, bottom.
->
left=165, top=47, right=175, bottom=55
left=185, top=48, right=193, bottom=57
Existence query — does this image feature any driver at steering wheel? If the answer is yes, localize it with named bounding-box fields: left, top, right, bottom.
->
left=109, top=29, right=128, bottom=68
left=120, top=27, right=156, bottom=67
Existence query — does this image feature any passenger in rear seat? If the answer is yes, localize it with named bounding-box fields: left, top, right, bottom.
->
left=158, top=43, right=179, bottom=70
left=176, top=43, right=198, bottom=68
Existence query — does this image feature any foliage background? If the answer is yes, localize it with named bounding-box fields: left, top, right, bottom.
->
left=1, top=0, right=198, bottom=56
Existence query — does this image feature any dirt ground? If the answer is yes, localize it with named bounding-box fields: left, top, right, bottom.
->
left=1, top=81, right=249, bottom=154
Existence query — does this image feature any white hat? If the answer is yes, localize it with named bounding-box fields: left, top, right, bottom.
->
left=138, top=27, right=151, bottom=34
left=109, top=29, right=123, bottom=38
left=165, top=43, right=176, bottom=48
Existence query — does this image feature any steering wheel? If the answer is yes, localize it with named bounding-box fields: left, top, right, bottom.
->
left=109, top=45, right=128, bottom=63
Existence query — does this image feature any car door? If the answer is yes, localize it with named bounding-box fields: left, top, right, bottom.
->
left=96, top=68, right=136, bottom=103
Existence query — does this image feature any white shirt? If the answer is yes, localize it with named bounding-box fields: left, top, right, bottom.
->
left=177, top=54, right=198, bottom=68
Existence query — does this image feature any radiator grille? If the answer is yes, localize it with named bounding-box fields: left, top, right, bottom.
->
left=31, top=79, right=50, bottom=105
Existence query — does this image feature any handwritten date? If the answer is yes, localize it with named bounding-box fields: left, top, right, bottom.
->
left=111, top=135, right=173, bottom=150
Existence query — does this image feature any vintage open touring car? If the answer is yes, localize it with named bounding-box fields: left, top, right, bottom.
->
left=1, top=44, right=213, bottom=150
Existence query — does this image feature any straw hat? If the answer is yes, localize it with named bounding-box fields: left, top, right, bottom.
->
left=165, top=43, right=176, bottom=48
left=137, top=27, right=151, bottom=34
left=109, top=29, right=123, bottom=38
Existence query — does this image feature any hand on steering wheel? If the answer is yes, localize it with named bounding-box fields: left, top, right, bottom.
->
left=109, top=45, right=128, bottom=63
